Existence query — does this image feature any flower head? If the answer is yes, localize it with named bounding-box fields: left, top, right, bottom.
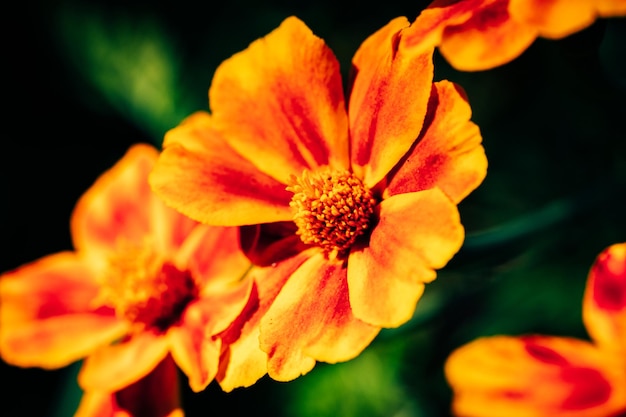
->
left=150, top=16, right=487, bottom=384
left=445, top=243, right=626, bottom=417
left=403, top=0, right=626, bottom=71
left=0, top=144, right=254, bottom=413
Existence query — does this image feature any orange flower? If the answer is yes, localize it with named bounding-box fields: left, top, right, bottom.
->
left=445, top=243, right=626, bottom=417
left=150, top=16, right=486, bottom=384
left=0, top=144, right=253, bottom=414
left=403, top=0, right=626, bottom=71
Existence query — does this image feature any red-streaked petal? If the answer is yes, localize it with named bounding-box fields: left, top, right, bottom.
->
left=1, top=252, right=101, bottom=324
left=217, top=252, right=310, bottom=391
left=438, top=0, right=537, bottom=71
left=445, top=335, right=626, bottom=417
left=175, top=225, right=251, bottom=290
left=167, top=271, right=252, bottom=391
left=385, top=80, right=487, bottom=203
left=78, top=331, right=170, bottom=392
left=583, top=243, right=626, bottom=355
left=1, top=315, right=127, bottom=370
left=75, top=355, right=183, bottom=417
left=509, top=0, right=625, bottom=39
left=406, top=0, right=537, bottom=71
left=168, top=320, right=220, bottom=393
left=150, top=112, right=293, bottom=226
left=71, top=144, right=158, bottom=261
left=209, top=16, right=349, bottom=183
left=348, top=189, right=464, bottom=327
left=259, top=253, right=380, bottom=382
left=0, top=252, right=126, bottom=368
left=215, top=285, right=267, bottom=393
left=191, top=277, right=253, bottom=338
left=403, top=0, right=483, bottom=55
left=150, top=195, right=200, bottom=257
left=349, top=17, right=434, bottom=187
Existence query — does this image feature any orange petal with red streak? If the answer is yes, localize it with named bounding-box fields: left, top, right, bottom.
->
left=404, top=0, right=492, bottom=54
left=438, top=0, right=537, bottom=71
left=0, top=252, right=126, bottom=368
left=348, top=189, right=464, bottom=327
left=217, top=251, right=310, bottom=391
left=406, top=0, right=538, bottom=71
left=259, top=253, right=380, bottom=381
left=349, top=16, right=434, bottom=187
left=150, top=112, right=293, bottom=226
left=150, top=192, right=200, bottom=257
left=166, top=275, right=252, bottom=392
left=385, top=80, right=487, bottom=204
left=175, top=225, right=252, bottom=290
left=71, top=144, right=158, bottom=260
left=168, top=321, right=221, bottom=393
left=209, top=16, right=349, bottom=183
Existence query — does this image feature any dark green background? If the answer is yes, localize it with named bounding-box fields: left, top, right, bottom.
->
left=2, top=1, right=625, bottom=415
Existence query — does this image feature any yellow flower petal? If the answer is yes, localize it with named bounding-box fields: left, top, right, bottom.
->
left=347, top=189, right=464, bottom=327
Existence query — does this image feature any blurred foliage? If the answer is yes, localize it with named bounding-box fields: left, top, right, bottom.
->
left=2, top=0, right=625, bottom=416
left=56, top=6, right=194, bottom=144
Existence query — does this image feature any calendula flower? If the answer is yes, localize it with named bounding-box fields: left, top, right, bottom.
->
left=445, top=243, right=626, bottom=417
left=150, top=16, right=487, bottom=383
left=404, top=0, right=626, bottom=71
left=0, top=144, right=253, bottom=415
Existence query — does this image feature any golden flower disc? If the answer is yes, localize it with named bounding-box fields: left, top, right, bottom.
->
left=95, top=241, right=198, bottom=331
left=288, top=168, right=377, bottom=259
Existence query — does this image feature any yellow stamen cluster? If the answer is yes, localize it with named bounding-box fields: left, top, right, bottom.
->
left=96, top=242, right=198, bottom=331
left=288, top=168, right=377, bottom=259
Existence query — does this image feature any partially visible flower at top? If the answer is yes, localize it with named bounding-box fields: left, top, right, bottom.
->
left=445, top=242, right=626, bottom=417
left=0, top=144, right=253, bottom=416
left=403, top=0, right=626, bottom=71
left=150, top=16, right=487, bottom=386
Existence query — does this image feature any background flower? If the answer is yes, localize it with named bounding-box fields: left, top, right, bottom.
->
left=445, top=243, right=626, bottom=417
left=0, top=144, right=253, bottom=415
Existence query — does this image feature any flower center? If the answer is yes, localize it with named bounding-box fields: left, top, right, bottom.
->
left=287, top=168, right=377, bottom=259
left=96, top=241, right=198, bottom=331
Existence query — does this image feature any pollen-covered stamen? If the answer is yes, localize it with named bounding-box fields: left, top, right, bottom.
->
left=287, top=168, right=377, bottom=259
left=95, top=242, right=198, bottom=331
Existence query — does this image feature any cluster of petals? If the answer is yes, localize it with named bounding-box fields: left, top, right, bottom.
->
left=149, top=15, right=487, bottom=385
left=0, top=144, right=254, bottom=416
left=445, top=242, right=626, bottom=417
left=404, top=0, right=626, bottom=71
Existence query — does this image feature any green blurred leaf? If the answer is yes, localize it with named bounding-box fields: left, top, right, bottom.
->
left=283, top=340, right=423, bottom=417
left=55, top=5, right=196, bottom=145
